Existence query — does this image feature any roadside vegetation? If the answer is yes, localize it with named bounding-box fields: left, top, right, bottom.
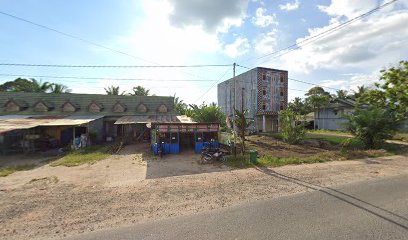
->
left=0, top=164, right=36, bottom=177
left=50, top=145, right=112, bottom=167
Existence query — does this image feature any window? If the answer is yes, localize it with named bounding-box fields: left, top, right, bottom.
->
left=262, top=73, right=266, bottom=81
left=262, top=88, right=266, bottom=96
left=262, top=104, right=266, bottom=110
left=280, top=105, right=284, bottom=110
left=280, top=74, right=284, bottom=83
left=280, top=91, right=284, bottom=97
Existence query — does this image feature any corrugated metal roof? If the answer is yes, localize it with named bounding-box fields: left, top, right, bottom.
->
left=114, top=115, right=195, bottom=124
left=0, top=115, right=103, bottom=133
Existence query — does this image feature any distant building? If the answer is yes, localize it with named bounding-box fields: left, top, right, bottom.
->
left=315, top=98, right=355, bottom=130
left=217, top=67, right=288, bottom=133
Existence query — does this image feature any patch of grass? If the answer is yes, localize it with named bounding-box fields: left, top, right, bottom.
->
left=257, top=154, right=332, bottom=167
left=224, top=154, right=255, bottom=168
left=50, top=145, right=112, bottom=167
left=0, top=164, right=36, bottom=177
left=305, top=133, right=350, bottom=145
left=29, top=176, right=59, bottom=184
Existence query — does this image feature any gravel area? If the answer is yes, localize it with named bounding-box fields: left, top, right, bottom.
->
left=0, top=144, right=407, bottom=240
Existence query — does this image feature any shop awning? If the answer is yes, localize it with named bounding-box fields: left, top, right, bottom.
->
left=0, top=115, right=104, bottom=134
left=114, top=115, right=195, bottom=125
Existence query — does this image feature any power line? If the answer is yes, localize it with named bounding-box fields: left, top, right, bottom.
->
left=193, top=67, right=231, bottom=103
left=0, top=10, right=217, bottom=80
left=0, top=73, right=216, bottom=82
left=0, top=63, right=231, bottom=68
left=0, top=10, right=158, bottom=65
left=236, top=64, right=343, bottom=92
left=241, top=0, right=398, bottom=65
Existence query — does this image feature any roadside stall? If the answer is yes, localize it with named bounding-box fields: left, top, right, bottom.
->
left=151, top=122, right=219, bottom=154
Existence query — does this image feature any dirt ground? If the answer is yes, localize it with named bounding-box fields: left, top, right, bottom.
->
left=0, top=144, right=408, bottom=240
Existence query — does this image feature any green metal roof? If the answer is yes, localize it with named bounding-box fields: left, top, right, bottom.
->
left=0, top=92, right=175, bottom=116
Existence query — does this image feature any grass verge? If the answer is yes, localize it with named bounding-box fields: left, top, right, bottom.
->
left=50, top=145, right=112, bottom=167
left=0, top=164, right=36, bottom=177
left=225, top=149, right=394, bottom=169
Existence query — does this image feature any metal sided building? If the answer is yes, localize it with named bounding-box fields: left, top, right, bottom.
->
left=217, top=67, right=288, bottom=133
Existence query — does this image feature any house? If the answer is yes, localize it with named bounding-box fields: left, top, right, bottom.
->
left=0, top=92, right=219, bottom=154
left=315, top=98, right=355, bottom=131
left=217, top=67, right=288, bottom=133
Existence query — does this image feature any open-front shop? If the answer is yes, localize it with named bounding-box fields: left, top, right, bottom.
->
left=151, top=123, right=219, bottom=154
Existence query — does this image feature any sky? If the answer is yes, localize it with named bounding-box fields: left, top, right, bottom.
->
left=0, top=0, right=407, bottom=104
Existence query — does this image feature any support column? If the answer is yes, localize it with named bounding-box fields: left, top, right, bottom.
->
left=262, top=115, right=266, bottom=133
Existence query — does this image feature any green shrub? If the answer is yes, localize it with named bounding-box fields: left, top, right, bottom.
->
left=343, top=107, right=396, bottom=149
left=279, top=109, right=307, bottom=144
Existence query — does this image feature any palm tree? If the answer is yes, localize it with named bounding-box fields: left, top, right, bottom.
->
left=353, top=85, right=367, bottom=99
left=50, top=83, right=71, bottom=93
left=30, top=79, right=52, bottom=92
left=336, top=90, right=348, bottom=99
left=131, top=86, right=150, bottom=96
left=104, top=85, right=125, bottom=95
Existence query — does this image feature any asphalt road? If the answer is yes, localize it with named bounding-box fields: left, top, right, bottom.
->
left=66, top=174, right=408, bottom=240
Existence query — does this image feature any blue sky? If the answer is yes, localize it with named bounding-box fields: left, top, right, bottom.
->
left=0, top=0, right=407, bottom=104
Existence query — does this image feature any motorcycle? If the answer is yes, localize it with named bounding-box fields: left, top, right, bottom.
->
left=199, top=145, right=226, bottom=164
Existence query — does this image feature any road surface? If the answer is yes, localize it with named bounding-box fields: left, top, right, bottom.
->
left=66, top=174, right=408, bottom=240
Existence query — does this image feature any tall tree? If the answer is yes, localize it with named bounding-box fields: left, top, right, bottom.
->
left=173, top=94, right=188, bottom=115
left=336, top=90, right=348, bottom=99
left=287, top=97, right=311, bottom=116
left=353, top=85, right=368, bottom=99
left=104, top=86, right=125, bottom=95
left=187, top=103, right=226, bottom=127
left=50, top=83, right=71, bottom=93
left=305, top=86, right=331, bottom=130
left=0, top=78, right=51, bottom=92
left=132, top=86, right=150, bottom=96
left=377, top=60, right=408, bottom=120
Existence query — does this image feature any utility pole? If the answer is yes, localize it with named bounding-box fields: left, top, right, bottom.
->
left=232, top=63, right=237, bottom=157
left=241, top=87, right=245, bottom=154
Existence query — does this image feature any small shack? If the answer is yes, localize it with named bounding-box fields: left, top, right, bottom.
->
left=151, top=122, right=219, bottom=154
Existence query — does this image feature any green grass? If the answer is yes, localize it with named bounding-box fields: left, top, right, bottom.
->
left=50, top=145, right=112, bottom=167
left=257, top=155, right=330, bottom=167
left=0, top=164, right=36, bottom=177
left=225, top=148, right=394, bottom=169
left=270, top=132, right=349, bottom=145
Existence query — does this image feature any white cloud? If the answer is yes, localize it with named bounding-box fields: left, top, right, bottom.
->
left=320, top=72, right=380, bottom=93
left=279, top=0, right=300, bottom=11
left=318, top=0, right=377, bottom=19
left=252, top=7, right=278, bottom=27
left=168, top=0, right=248, bottom=33
left=102, top=0, right=227, bottom=103
left=254, top=30, right=278, bottom=53
left=279, top=8, right=408, bottom=73
left=224, top=37, right=250, bottom=58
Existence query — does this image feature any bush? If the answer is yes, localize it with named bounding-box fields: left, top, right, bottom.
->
left=343, top=107, right=397, bottom=149
left=279, top=109, right=307, bottom=144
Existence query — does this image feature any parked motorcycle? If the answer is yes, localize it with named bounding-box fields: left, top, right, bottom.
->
left=199, top=146, right=226, bottom=164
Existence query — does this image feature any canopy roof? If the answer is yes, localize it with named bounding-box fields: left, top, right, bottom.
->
left=0, top=115, right=103, bottom=134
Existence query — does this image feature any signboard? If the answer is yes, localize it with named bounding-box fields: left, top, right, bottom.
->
left=156, top=124, right=219, bottom=133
